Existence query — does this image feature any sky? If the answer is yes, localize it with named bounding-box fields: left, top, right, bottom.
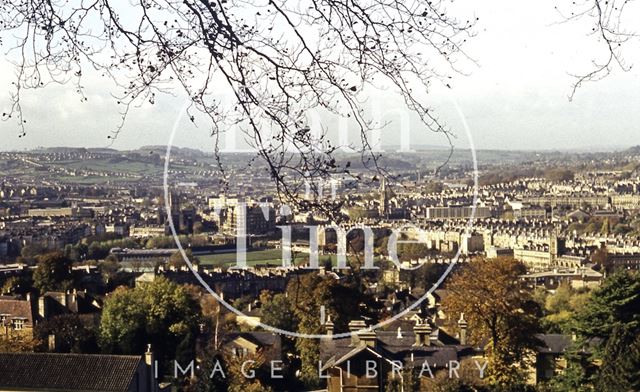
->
left=0, top=1, right=639, bottom=152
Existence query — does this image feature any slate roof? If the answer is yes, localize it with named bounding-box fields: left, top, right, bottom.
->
left=224, top=331, right=280, bottom=347
left=0, top=353, right=143, bottom=392
left=0, top=296, right=34, bottom=326
left=43, top=291, right=102, bottom=315
left=321, top=329, right=478, bottom=370
left=535, top=334, right=573, bottom=354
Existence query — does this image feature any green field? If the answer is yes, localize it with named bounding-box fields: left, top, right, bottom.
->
left=198, top=249, right=385, bottom=268
left=198, top=249, right=308, bottom=267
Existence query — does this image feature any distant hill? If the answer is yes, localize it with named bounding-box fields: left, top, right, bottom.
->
left=624, top=145, right=640, bottom=154
left=137, top=145, right=209, bottom=157
left=38, top=147, right=88, bottom=153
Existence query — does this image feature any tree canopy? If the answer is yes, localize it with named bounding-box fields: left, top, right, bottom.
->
left=442, top=257, right=542, bottom=387
left=32, top=251, right=73, bottom=294
left=99, top=276, right=201, bottom=364
left=558, top=271, right=640, bottom=391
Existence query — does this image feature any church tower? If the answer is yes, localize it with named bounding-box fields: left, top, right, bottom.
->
left=379, top=177, right=389, bottom=218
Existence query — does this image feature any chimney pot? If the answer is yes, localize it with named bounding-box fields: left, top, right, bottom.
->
left=145, top=344, right=153, bottom=362
left=458, top=313, right=468, bottom=345
left=324, top=315, right=334, bottom=338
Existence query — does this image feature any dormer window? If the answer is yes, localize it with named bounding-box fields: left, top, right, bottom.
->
left=12, top=318, right=25, bottom=330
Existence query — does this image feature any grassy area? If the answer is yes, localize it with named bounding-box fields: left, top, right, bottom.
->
left=198, top=249, right=385, bottom=268
left=198, top=249, right=308, bottom=267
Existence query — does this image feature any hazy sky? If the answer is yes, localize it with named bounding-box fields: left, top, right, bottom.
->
left=0, top=1, right=639, bottom=152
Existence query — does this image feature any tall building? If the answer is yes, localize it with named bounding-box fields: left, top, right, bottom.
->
left=211, top=196, right=275, bottom=235
left=379, top=177, right=389, bottom=218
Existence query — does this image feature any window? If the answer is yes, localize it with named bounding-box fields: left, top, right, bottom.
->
left=12, top=319, right=25, bottom=330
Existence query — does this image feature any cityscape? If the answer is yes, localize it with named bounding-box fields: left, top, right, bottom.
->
left=1, top=145, right=639, bottom=391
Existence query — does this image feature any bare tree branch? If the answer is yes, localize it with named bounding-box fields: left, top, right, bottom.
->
left=557, top=0, right=637, bottom=100
left=0, top=0, right=475, bottom=215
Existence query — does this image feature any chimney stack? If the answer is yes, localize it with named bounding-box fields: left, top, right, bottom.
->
left=48, top=334, right=58, bottom=352
left=458, top=313, right=468, bottom=345
left=348, top=319, right=367, bottom=346
left=145, top=344, right=157, bottom=392
left=413, top=318, right=432, bottom=346
left=38, top=296, right=47, bottom=320
left=358, top=327, right=377, bottom=348
left=145, top=344, right=154, bottom=366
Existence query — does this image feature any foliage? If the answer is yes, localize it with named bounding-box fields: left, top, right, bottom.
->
left=98, top=256, right=120, bottom=285
left=32, top=252, right=73, bottom=294
left=99, top=276, right=201, bottom=364
left=145, top=235, right=211, bottom=249
left=1, top=274, right=32, bottom=296
left=538, top=284, right=590, bottom=334
left=259, top=292, right=297, bottom=332
left=224, top=351, right=273, bottom=392
left=546, top=345, right=595, bottom=392
left=543, top=168, right=574, bottom=182
left=442, top=257, right=541, bottom=387
left=20, top=242, right=47, bottom=263
left=0, top=330, right=39, bottom=352
left=35, top=314, right=99, bottom=353
left=169, top=249, right=200, bottom=269
left=65, top=237, right=140, bottom=262
left=556, top=271, right=640, bottom=391
left=282, top=273, right=370, bottom=388
left=186, top=352, right=228, bottom=392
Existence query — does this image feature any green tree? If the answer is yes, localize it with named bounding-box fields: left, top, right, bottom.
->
left=63, top=244, right=83, bottom=263
left=87, top=241, right=109, bottom=260
left=548, top=345, right=597, bottom=392
left=169, top=249, right=199, bottom=269
left=99, top=255, right=120, bottom=285
left=1, top=275, right=32, bottom=295
left=541, top=284, right=590, bottom=334
left=20, top=242, right=47, bottom=262
left=186, top=353, right=228, bottom=392
left=260, top=293, right=297, bottom=332
left=35, top=314, right=99, bottom=353
left=0, top=330, right=39, bottom=352
left=99, top=276, right=201, bottom=364
left=285, top=273, right=369, bottom=388
left=224, top=351, right=273, bottom=392
left=560, top=271, right=640, bottom=391
left=32, top=252, right=73, bottom=294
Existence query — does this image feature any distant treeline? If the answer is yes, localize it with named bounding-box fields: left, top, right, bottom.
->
left=479, top=167, right=575, bottom=186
